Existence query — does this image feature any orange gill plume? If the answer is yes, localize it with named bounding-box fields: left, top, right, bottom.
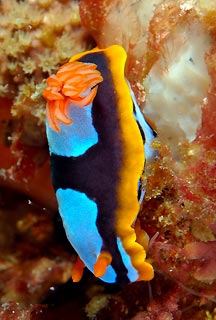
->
left=43, top=61, right=103, bottom=132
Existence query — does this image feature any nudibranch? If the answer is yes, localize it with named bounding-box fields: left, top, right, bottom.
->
left=43, top=45, right=156, bottom=284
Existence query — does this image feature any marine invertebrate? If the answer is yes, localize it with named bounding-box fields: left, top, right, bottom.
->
left=0, top=0, right=216, bottom=318
left=44, top=45, right=156, bottom=284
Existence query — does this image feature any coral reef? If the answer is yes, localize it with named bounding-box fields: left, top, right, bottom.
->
left=0, top=188, right=75, bottom=307
left=0, top=0, right=216, bottom=319
left=0, top=302, right=44, bottom=320
left=0, top=0, right=88, bottom=122
left=79, top=0, right=216, bottom=318
left=0, top=0, right=89, bottom=318
left=0, top=0, right=90, bottom=206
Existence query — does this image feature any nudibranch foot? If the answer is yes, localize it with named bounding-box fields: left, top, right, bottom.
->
left=43, top=60, right=103, bottom=132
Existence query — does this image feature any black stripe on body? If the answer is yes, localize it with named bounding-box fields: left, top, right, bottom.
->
left=51, top=52, right=130, bottom=284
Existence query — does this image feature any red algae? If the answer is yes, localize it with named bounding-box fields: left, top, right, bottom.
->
left=0, top=192, right=75, bottom=307
left=142, top=142, right=216, bottom=291
left=184, top=242, right=216, bottom=282
left=196, top=48, right=216, bottom=149
left=0, top=301, right=44, bottom=320
left=131, top=289, right=181, bottom=320
left=0, top=257, right=73, bottom=305
left=0, top=98, right=57, bottom=211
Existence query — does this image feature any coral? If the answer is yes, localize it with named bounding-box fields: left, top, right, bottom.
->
left=131, top=288, right=180, bottom=320
left=0, top=301, right=44, bottom=320
left=184, top=242, right=216, bottom=282
left=0, top=98, right=57, bottom=209
left=0, top=0, right=88, bottom=123
left=144, top=13, right=211, bottom=147
left=79, top=0, right=216, bottom=318
left=85, top=294, right=110, bottom=320
left=79, top=0, right=162, bottom=100
left=141, top=142, right=216, bottom=298
left=0, top=0, right=216, bottom=319
left=0, top=188, right=75, bottom=307
left=0, top=2, right=87, bottom=309
left=0, top=0, right=90, bottom=208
